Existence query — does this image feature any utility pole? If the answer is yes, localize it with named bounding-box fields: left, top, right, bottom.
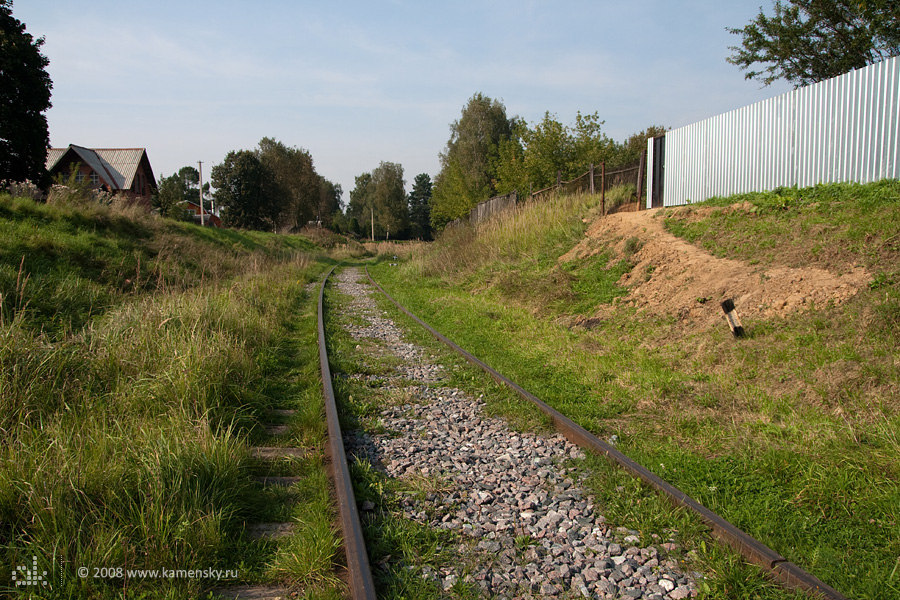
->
left=198, top=161, right=205, bottom=227
left=370, top=204, right=375, bottom=241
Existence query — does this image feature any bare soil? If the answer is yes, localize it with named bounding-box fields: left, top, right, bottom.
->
left=562, top=207, right=871, bottom=329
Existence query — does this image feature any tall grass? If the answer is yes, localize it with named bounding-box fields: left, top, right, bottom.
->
left=0, top=262, right=318, bottom=597
left=404, top=191, right=602, bottom=282
left=0, top=194, right=339, bottom=598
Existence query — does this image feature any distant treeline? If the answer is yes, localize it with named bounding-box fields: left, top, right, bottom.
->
left=154, top=98, right=664, bottom=240
left=156, top=137, right=342, bottom=233
left=336, top=166, right=433, bottom=241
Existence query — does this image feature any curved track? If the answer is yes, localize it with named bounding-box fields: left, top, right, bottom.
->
left=317, top=264, right=846, bottom=600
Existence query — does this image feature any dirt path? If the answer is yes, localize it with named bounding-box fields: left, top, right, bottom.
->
left=563, top=208, right=870, bottom=329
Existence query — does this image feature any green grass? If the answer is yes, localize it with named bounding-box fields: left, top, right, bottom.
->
left=0, top=192, right=315, bottom=336
left=0, top=195, right=345, bottom=598
left=364, top=180, right=900, bottom=599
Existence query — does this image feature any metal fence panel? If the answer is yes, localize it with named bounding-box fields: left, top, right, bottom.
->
left=655, top=56, right=900, bottom=207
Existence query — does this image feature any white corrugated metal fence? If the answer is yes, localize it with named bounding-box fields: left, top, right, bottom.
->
left=648, top=56, right=900, bottom=207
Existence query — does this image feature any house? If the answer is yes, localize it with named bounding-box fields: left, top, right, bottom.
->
left=46, top=145, right=157, bottom=205
left=182, top=199, right=222, bottom=227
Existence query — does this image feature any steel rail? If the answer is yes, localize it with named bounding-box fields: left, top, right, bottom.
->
left=365, top=266, right=846, bottom=600
left=318, top=265, right=377, bottom=600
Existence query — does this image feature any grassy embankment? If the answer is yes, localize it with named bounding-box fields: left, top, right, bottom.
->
left=0, top=193, right=349, bottom=599
left=368, top=181, right=900, bottom=600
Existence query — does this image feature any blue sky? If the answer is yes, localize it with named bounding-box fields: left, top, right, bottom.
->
left=17, top=0, right=791, bottom=200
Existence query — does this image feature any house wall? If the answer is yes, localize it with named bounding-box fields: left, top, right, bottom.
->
left=129, top=160, right=153, bottom=205
left=51, top=157, right=109, bottom=189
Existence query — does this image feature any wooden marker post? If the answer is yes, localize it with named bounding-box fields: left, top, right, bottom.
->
left=721, top=299, right=745, bottom=338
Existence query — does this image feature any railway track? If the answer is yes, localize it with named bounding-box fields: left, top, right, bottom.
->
left=317, top=265, right=846, bottom=600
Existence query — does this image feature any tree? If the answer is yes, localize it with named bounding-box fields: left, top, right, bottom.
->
left=493, top=112, right=625, bottom=196
left=211, top=150, right=279, bottom=230
left=408, top=173, right=433, bottom=240
left=520, top=112, right=575, bottom=190
left=0, top=0, right=53, bottom=186
left=618, top=125, right=668, bottom=166
left=256, top=137, right=317, bottom=231
left=152, top=166, right=204, bottom=219
left=347, top=164, right=407, bottom=240
left=153, top=173, right=186, bottom=218
left=727, top=0, right=900, bottom=87
left=211, top=138, right=334, bottom=232
left=372, top=162, right=407, bottom=240
left=317, top=177, right=342, bottom=228
left=348, top=172, right=375, bottom=239
left=431, top=93, right=513, bottom=228
left=570, top=112, right=619, bottom=170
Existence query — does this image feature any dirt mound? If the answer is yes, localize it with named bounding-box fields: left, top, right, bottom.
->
left=563, top=208, right=870, bottom=328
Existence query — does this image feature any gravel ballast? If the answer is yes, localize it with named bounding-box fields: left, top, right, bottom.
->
left=334, top=267, right=700, bottom=599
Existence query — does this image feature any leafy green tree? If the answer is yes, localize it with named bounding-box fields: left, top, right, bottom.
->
left=570, top=112, right=619, bottom=170
left=727, top=0, right=900, bottom=87
left=316, top=177, right=342, bottom=228
left=521, top=112, right=575, bottom=190
left=494, top=112, right=625, bottom=195
left=177, top=165, right=200, bottom=197
left=348, top=164, right=407, bottom=239
left=211, top=150, right=280, bottom=230
left=0, top=0, right=53, bottom=186
left=348, top=216, right=361, bottom=237
left=153, top=166, right=204, bottom=219
left=256, top=137, right=316, bottom=231
left=431, top=93, right=512, bottom=228
left=153, top=173, right=186, bottom=218
left=619, top=126, right=668, bottom=166
left=372, top=161, right=407, bottom=240
left=348, top=172, right=375, bottom=239
left=430, top=160, right=473, bottom=228
left=329, top=209, right=349, bottom=234
left=211, top=138, right=334, bottom=232
left=408, top=173, right=433, bottom=240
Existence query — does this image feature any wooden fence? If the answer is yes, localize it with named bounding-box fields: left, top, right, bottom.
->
left=470, top=191, right=518, bottom=225
left=453, top=151, right=648, bottom=228
left=530, top=152, right=647, bottom=215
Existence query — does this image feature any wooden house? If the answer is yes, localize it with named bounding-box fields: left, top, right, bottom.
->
left=46, top=145, right=157, bottom=205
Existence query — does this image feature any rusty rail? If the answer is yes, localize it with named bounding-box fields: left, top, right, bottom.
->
left=318, top=265, right=377, bottom=600
left=364, top=266, right=846, bottom=600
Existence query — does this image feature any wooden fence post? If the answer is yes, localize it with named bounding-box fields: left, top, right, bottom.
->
left=557, top=170, right=562, bottom=190
left=590, top=164, right=595, bottom=195
left=601, top=162, right=606, bottom=215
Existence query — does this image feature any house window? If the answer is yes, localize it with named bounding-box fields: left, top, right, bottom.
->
left=75, top=171, right=85, bottom=184
left=90, top=172, right=100, bottom=186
